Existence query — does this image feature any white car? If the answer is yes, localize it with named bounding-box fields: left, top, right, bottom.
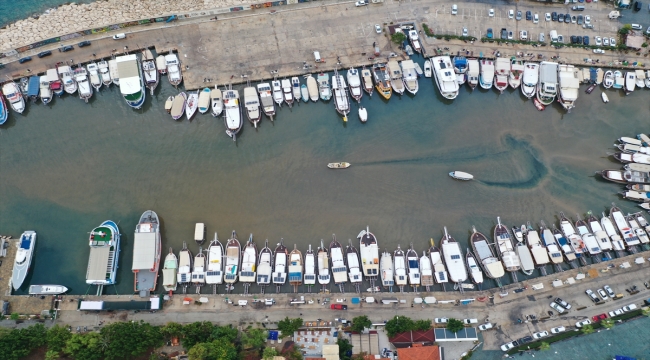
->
left=576, top=319, right=592, bottom=328
left=462, top=27, right=468, bottom=37
left=539, top=32, right=545, bottom=42
left=585, top=15, right=591, bottom=25
left=608, top=309, right=624, bottom=317
left=595, top=36, right=602, bottom=46
left=610, top=38, right=616, bottom=46
left=501, top=342, right=516, bottom=352
left=604, top=285, right=615, bottom=298
left=375, top=24, right=382, bottom=33
left=593, top=49, right=605, bottom=54
left=598, top=288, right=608, bottom=300
left=551, top=326, right=566, bottom=334
left=622, top=304, right=638, bottom=312
left=112, top=33, right=126, bottom=40
left=520, top=30, right=528, bottom=40
left=508, top=9, right=514, bottom=19
left=533, top=331, right=549, bottom=339
left=508, top=31, right=514, bottom=40
left=533, top=13, right=539, bottom=24
left=545, top=13, right=551, bottom=21
left=463, top=318, right=478, bottom=324
left=603, top=37, right=610, bottom=46
left=451, top=4, right=458, bottom=15
left=434, top=318, right=449, bottom=324
left=355, top=0, right=367, bottom=6
left=478, top=323, right=494, bottom=331
left=489, top=9, right=495, bottom=17
left=550, top=302, right=565, bottom=313
left=631, top=24, right=643, bottom=30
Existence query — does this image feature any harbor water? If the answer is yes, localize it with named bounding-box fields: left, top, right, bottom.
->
left=0, top=0, right=94, bottom=28
left=2, top=52, right=650, bottom=295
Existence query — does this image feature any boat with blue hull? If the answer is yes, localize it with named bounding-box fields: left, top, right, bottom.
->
left=86, top=220, right=121, bottom=287
left=12, top=231, right=37, bottom=290
left=116, top=54, right=146, bottom=109
left=0, top=90, right=7, bottom=125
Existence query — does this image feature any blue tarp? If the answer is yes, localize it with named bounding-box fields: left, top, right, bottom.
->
left=27, top=76, right=40, bottom=97
left=351, top=298, right=360, bottom=304
left=615, top=356, right=636, bottom=360
left=268, top=331, right=279, bottom=340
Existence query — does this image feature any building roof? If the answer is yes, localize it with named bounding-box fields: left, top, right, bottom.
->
left=396, top=344, right=440, bottom=360
left=389, top=329, right=435, bottom=348
left=626, top=34, right=644, bottom=50
left=351, top=332, right=379, bottom=355
left=132, top=232, right=157, bottom=270
left=434, top=327, right=478, bottom=342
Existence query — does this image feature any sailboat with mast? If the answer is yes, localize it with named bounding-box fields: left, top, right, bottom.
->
left=346, top=240, right=362, bottom=285
left=494, top=217, right=521, bottom=272
left=304, top=245, right=316, bottom=286
left=330, top=235, right=347, bottom=286
left=289, top=245, right=303, bottom=287
left=406, top=244, right=420, bottom=287
left=393, top=245, right=407, bottom=287
left=358, top=227, right=379, bottom=279
left=332, top=69, right=350, bottom=121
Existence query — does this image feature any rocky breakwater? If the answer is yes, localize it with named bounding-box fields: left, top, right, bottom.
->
left=0, top=0, right=256, bottom=53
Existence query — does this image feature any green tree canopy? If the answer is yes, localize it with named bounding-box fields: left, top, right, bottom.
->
left=446, top=318, right=465, bottom=333
left=391, top=32, right=407, bottom=45
left=65, top=332, right=104, bottom=360
left=601, top=319, right=615, bottom=329
left=99, top=320, right=163, bottom=359
left=188, top=339, right=238, bottom=360
left=182, top=321, right=216, bottom=348
left=241, top=328, right=267, bottom=350
left=211, top=324, right=238, bottom=343
left=642, top=307, right=650, bottom=317
left=277, top=317, right=303, bottom=338
left=47, top=324, right=72, bottom=353
left=0, top=323, right=47, bottom=360
left=580, top=324, right=594, bottom=335
left=414, top=319, right=432, bottom=331
left=539, top=342, right=550, bottom=351
left=350, top=315, right=372, bottom=333
left=337, top=338, right=353, bottom=360
left=385, top=316, right=415, bottom=338
left=263, top=346, right=278, bottom=360
left=160, top=322, right=184, bottom=340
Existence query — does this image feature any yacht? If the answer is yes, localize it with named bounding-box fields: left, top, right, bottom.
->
left=332, top=69, right=350, bottom=119
left=539, top=222, right=564, bottom=264
left=625, top=71, right=636, bottom=95
left=387, top=60, right=405, bottom=95
left=453, top=56, right=468, bottom=85
left=432, top=56, right=460, bottom=99
left=515, top=233, right=535, bottom=275
left=272, top=239, right=288, bottom=285
left=424, top=59, right=432, bottom=78
left=156, top=55, right=167, bottom=75
left=28, top=285, right=68, bottom=295
left=509, top=60, right=525, bottom=89
left=57, top=65, right=78, bottom=95
left=272, top=80, right=284, bottom=106
left=347, top=68, right=363, bottom=101
left=191, top=247, right=206, bottom=285
left=141, top=49, right=159, bottom=95
left=97, top=60, right=111, bottom=87
left=73, top=67, right=92, bottom=103
left=559, top=212, right=586, bottom=256
left=440, top=227, right=468, bottom=283
left=613, top=70, right=624, bottom=89
left=291, top=77, right=301, bottom=100
left=634, top=212, right=650, bottom=235
left=610, top=204, right=640, bottom=247
left=317, top=73, right=332, bottom=101
left=360, top=67, right=374, bottom=96
left=575, top=216, right=603, bottom=255
left=11, top=231, right=36, bottom=290
left=165, top=53, right=183, bottom=86
left=401, top=60, right=419, bottom=94
left=635, top=70, right=646, bottom=89
left=494, top=217, right=521, bottom=272
left=603, top=70, right=614, bottom=89
left=281, top=78, right=293, bottom=107
left=86, top=220, right=121, bottom=287
left=470, top=227, right=505, bottom=279
left=466, top=250, right=483, bottom=285
left=39, top=76, right=52, bottom=105
left=372, top=63, right=392, bottom=100
left=357, top=226, right=379, bottom=279
left=256, top=240, right=273, bottom=286
left=408, top=29, right=421, bottom=53
left=224, top=231, right=241, bottom=285
left=198, top=88, right=211, bottom=114
left=116, top=54, right=145, bottom=109
left=108, top=60, right=120, bottom=86
left=601, top=212, right=626, bottom=251
left=406, top=244, right=420, bottom=286
left=177, top=242, right=192, bottom=286
left=317, top=240, right=331, bottom=285
left=466, top=58, right=479, bottom=89
left=240, top=235, right=257, bottom=283
left=522, top=62, right=539, bottom=98
left=211, top=87, right=223, bottom=117
left=223, top=89, right=243, bottom=139
left=206, top=233, right=224, bottom=285
left=429, top=239, right=449, bottom=284
left=419, top=251, right=433, bottom=287
left=47, top=68, right=63, bottom=97
left=393, top=245, right=407, bottom=286
left=537, top=61, right=558, bottom=105
left=525, top=223, right=550, bottom=266
left=557, top=64, right=580, bottom=111
left=586, top=212, right=613, bottom=252
left=380, top=251, right=394, bottom=288
left=494, top=58, right=510, bottom=93
left=87, top=62, right=102, bottom=91
left=626, top=215, right=650, bottom=245
left=346, top=241, right=362, bottom=284
left=132, top=210, right=161, bottom=294
left=479, top=59, right=494, bottom=89
left=304, top=245, right=316, bottom=285
left=257, top=83, right=275, bottom=118
left=243, top=86, right=261, bottom=128
left=289, top=245, right=303, bottom=286
left=330, top=236, right=347, bottom=284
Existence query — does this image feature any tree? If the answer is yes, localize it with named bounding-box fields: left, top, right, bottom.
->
left=188, top=339, right=238, bottom=360
left=580, top=324, right=594, bottom=335
left=45, top=349, right=59, bottom=360
left=65, top=332, right=104, bottom=360
left=0, top=324, right=47, bottom=360
left=539, top=342, right=550, bottom=351
left=160, top=322, right=183, bottom=340
left=384, top=316, right=414, bottom=338
left=241, top=328, right=267, bottom=350
left=391, top=32, right=407, bottom=45
left=642, top=307, right=650, bottom=317
left=337, top=338, right=353, bottom=360
left=210, top=324, right=238, bottom=343
left=182, top=321, right=216, bottom=348
left=601, top=319, right=615, bottom=329
left=619, top=24, right=631, bottom=35
left=47, top=324, right=72, bottom=353
left=9, top=313, right=19, bottom=321
left=277, top=317, right=303, bottom=338
left=263, top=346, right=278, bottom=360
left=350, top=315, right=372, bottom=333
left=99, top=320, right=163, bottom=359
left=446, top=318, right=465, bottom=333
left=414, top=319, right=432, bottom=331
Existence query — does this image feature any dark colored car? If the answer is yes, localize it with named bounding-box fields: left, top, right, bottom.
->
left=583, top=36, right=589, bottom=45
left=565, top=13, right=571, bottom=23
left=577, top=15, right=583, bottom=24
left=576, top=36, right=583, bottom=44
left=501, top=28, right=507, bottom=39
left=60, top=45, right=74, bottom=52
left=570, top=35, right=577, bottom=44
left=78, top=40, right=91, bottom=47
left=518, top=336, right=534, bottom=344
left=487, top=28, right=493, bottom=39
left=552, top=12, right=558, bottom=21
left=634, top=1, right=642, bottom=11
left=526, top=10, right=532, bottom=20
left=558, top=13, right=565, bottom=22
left=37, top=50, right=52, bottom=58
left=18, top=57, right=32, bottom=64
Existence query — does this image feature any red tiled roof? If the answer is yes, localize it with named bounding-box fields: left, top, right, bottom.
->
left=396, top=345, right=440, bottom=360
left=388, top=329, right=435, bottom=348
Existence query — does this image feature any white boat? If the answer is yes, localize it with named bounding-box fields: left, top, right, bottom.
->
left=170, top=92, right=186, bottom=120
left=240, top=235, right=257, bottom=283
left=132, top=210, right=161, bottom=294
left=358, top=227, right=379, bottom=279
left=39, top=76, right=52, bottom=105
left=317, top=73, right=331, bottom=101
left=467, top=58, right=479, bottom=90
left=198, top=88, right=211, bottom=114
left=28, top=284, right=68, bottom=295
left=635, top=70, right=645, bottom=88
left=470, top=228, right=505, bottom=279
left=347, top=67, right=363, bottom=101
left=401, top=60, right=419, bottom=95
left=317, top=240, right=331, bottom=285
left=156, top=55, right=167, bottom=75
left=615, top=152, right=650, bottom=164
left=494, top=58, right=510, bottom=93
left=625, top=71, right=636, bottom=94
left=387, top=60, right=405, bottom=95
left=539, top=222, right=564, bottom=264
left=575, top=217, right=602, bottom=255
left=358, top=106, right=367, bottom=123
left=165, top=54, right=183, bottom=86
left=466, top=250, right=483, bottom=285
left=613, top=70, right=624, bottom=89
left=634, top=212, right=650, bottom=235
left=306, top=74, right=319, bottom=102
left=537, top=61, right=558, bottom=105
left=423, top=59, right=432, bottom=78
left=406, top=245, right=420, bottom=286
left=272, top=239, right=288, bottom=285
left=610, top=204, right=641, bottom=247
left=272, top=80, right=284, bottom=106
left=288, top=245, right=303, bottom=286
left=627, top=163, right=650, bottom=172
left=223, top=89, right=243, bottom=139
left=224, top=231, right=241, bottom=284
left=620, top=136, right=643, bottom=145
left=257, top=83, right=275, bottom=118
left=557, top=64, right=579, bottom=111
left=449, top=171, right=473, bottom=180
left=408, top=29, right=421, bottom=53
left=516, top=239, right=535, bottom=276
left=479, top=59, right=494, bottom=90
left=243, top=86, right=261, bottom=127
left=645, top=70, right=650, bottom=87
left=393, top=245, right=407, bottom=286
left=86, top=62, right=102, bottom=91
left=57, top=65, right=78, bottom=95
left=257, top=240, right=272, bottom=286
left=432, top=56, right=460, bottom=99
left=586, top=212, right=613, bottom=252
left=162, top=249, right=178, bottom=292
left=177, top=242, right=192, bottom=285
left=211, top=87, right=223, bottom=117
left=300, top=84, right=309, bottom=102
left=346, top=241, right=362, bottom=284
left=551, top=224, right=576, bottom=262
left=440, top=227, right=468, bottom=283
left=185, top=91, right=198, bottom=120
left=11, top=230, right=36, bottom=290
left=281, top=78, right=293, bottom=107
left=206, top=233, right=224, bottom=285
left=559, top=212, right=586, bottom=256
left=380, top=251, right=394, bottom=288
left=521, top=62, right=538, bottom=98
left=509, top=60, right=525, bottom=89
left=115, top=54, right=145, bottom=109
left=332, top=70, right=350, bottom=119
left=525, top=223, right=550, bottom=266
left=191, top=248, right=206, bottom=285
left=494, top=217, right=521, bottom=271
left=453, top=56, right=468, bottom=85
left=603, top=70, right=614, bottom=89
left=304, top=245, right=316, bottom=285
left=73, top=67, right=92, bottom=103
left=86, top=220, right=120, bottom=286
left=108, top=59, right=120, bottom=86
left=291, top=77, right=301, bottom=101
left=420, top=251, right=433, bottom=287
left=601, top=213, right=626, bottom=251
left=429, top=239, right=449, bottom=284
left=626, top=215, right=650, bottom=244
left=97, top=60, right=111, bottom=87
left=360, top=67, right=374, bottom=96
left=141, top=49, right=158, bottom=95
left=602, top=92, right=609, bottom=103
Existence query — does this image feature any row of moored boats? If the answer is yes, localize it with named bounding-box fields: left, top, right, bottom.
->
left=600, top=135, right=650, bottom=206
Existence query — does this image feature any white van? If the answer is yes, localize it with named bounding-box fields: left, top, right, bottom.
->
left=549, top=30, right=558, bottom=42
left=112, top=33, right=126, bottom=40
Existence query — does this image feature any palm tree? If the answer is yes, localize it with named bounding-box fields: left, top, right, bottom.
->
left=642, top=307, right=650, bottom=317
left=539, top=342, right=550, bottom=351
left=581, top=324, right=594, bottom=335
left=601, top=319, right=615, bottom=329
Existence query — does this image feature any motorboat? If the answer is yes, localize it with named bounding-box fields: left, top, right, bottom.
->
left=626, top=215, right=650, bottom=244
left=211, top=87, right=223, bottom=117
left=26, top=76, right=39, bottom=103
left=466, top=250, right=483, bottom=285
left=132, top=210, right=162, bottom=294
left=206, top=233, right=224, bottom=285
left=521, top=62, right=539, bottom=98
left=115, top=55, right=145, bottom=109
left=408, top=29, right=421, bottom=53
left=596, top=68, right=604, bottom=85
left=380, top=251, right=394, bottom=287
left=494, top=217, right=521, bottom=271
left=198, top=88, right=211, bottom=114
left=479, top=59, right=494, bottom=89
left=614, top=152, right=650, bottom=164
left=429, top=239, right=448, bottom=284
left=432, top=56, right=460, bottom=99
left=97, top=60, right=111, bottom=87
left=272, top=80, right=284, bottom=106
left=600, top=169, right=650, bottom=184
left=470, top=227, right=505, bottom=279
left=602, top=92, right=609, bottom=103
left=108, top=60, right=120, bottom=86
left=170, top=92, right=186, bottom=120
left=401, top=60, right=419, bottom=95
left=177, top=241, right=192, bottom=285
left=257, top=240, right=272, bottom=286
left=257, top=83, right=275, bottom=118
left=165, top=53, right=183, bottom=86
left=449, top=171, right=473, bottom=180
left=646, top=70, right=650, bottom=87
left=360, top=67, right=374, bottom=96
left=393, top=245, right=407, bottom=286
left=453, top=56, right=468, bottom=85
left=636, top=70, right=646, bottom=88
left=525, top=223, right=550, bottom=266
left=0, top=94, right=6, bottom=125
left=515, top=236, right=535, bottom=275
left=552, top=225, right=576, bottom=262
left=625, top=71, right=636, bottom=94
left=467, top=58, right=479, bottom=89
left=620, top=136, right=643, bottom=146
left=559, top=212, right=586, bottom=256
left=616, top=143, right=650, bottom=154
left=346, top=241, right=362, bottom=284
left=406, top=244, right=420, bottom=286
left=306, top=74, right=319, bottom=102
left=358, top=106, right=368, bottom=123
left=332, top=69, right=350, bottom=120
left=191, top=247, right=206, bottom=285
left=224, top=231, right=241, bottom=284
left=289, top=244, right=303, bottom=286
left=414, top=62, right=424, bottom=76
left=2, top=82, right=26, bottom=114
left=358, top=226, right=379, bottom=279
left=291, top=77, right=301, bottom=101
left=610, top=204, right=641, bottom=247
left=87, top=62, right=102, bottom=91
left=627, top=163, right=650, bottom=172
left=28, top=285, right=68, bottom=295
left=424, top=60, right=432, bottom=78
left=630, top=184, right=650, bottom=191
left=317, top=240, right=331, bottom=285
left=317, top=73, right=332, bottom=101
left=509, top=60, right=525, bottom=89
left=601, top=212, right=626, bottom=251
left=185, top=91, right=199, bottom=120
left=586, top=212, right=613, bottom=252
left=141, top=49, right=159, bottom=95
left=38, top=76, right=52, bottom=105
left=73, top=67, right=93, bottom=103
left=557, top=64, right=580, bottom=111
left=156, top=55, right=167, bottom=75
left=47, top=68, right=63, bottom=97
left=347, top=67, right=363, bottom=101
left=537, top=61, right=558, bottom=105
left=420, top=251, right=434, bottom=287
left=328, top=162, right=350, bottom=169
left=300, top=84, right=309, bottom=102
left=304, top=245, right=316, bottom=285
left=223, top=89, right=243, bottom=139
left=539, top=222, right=564, bottom=264
left=164, top=96, right=174, bottom=113
left=273, top=239, right=288, bottom=285
left=372, top=63, right=392, bottom=100
left=281, top=78, right=294, bottom=107
left=387, top=60, right=405, bottom=95
left=634, top=212, right=650, bottom=235
left=613, top=70, right=624, bottom=89
left=240, top=235, right=257, bottom=283
left=243, top=86, right=261, bottom=127
left=494, top=58, right=510, bottom=93
left=440, top=227, right=468, bottom=283
left=330, top=235, right=347, bottom=284
left=86, top=220, right=120, bottom=286
left=603, top=70, right=614, bottom=89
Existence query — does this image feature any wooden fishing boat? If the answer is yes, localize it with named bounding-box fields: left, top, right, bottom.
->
left=328, top=162, right=350, bottom=169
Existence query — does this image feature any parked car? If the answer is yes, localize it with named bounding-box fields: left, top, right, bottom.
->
left=598, top=288, right=608, bottom=300
left=571, top=15, right=577, bottom=23
left=375, top=24, right=382, bottom=33
left=558, top=13, right=565, bottom=22
left=78, top=40, right=91, bottom=47
left=330, top=304, right=348, bottom=310
left=478, top=323, right=494, bottom=331
left=558, top=35, right=564, bottom=43
left=508, top=9, right=514, bottom=19
left=572, top=5, right=585, bottom=10
left=508, top=31, right=514, bottom=40
left=595, top=36, right=602, bottom=46
left=577, top=15, right=584, bottom=25
left=552, top=12, right=558, bottom=21
left=489, top=9, right=495, bottom=17
left=593, top=49, right=605, bottom=54
left=526, top=11, right=532, bottom=21
left=592, top=313, right=608, bottom=322
left=570, top=35, right=578, bottom=44
left=520, top=30, right=528, bottom=40
left=60, top=45, right=74, bottom=52
left=355, top=0, right=367, bottom=6
left=584, top=15, right=591, bottom=25
left=516, top=10, right=522, bottom=21
left=539, top=32, right=545, bottom=42
left=565, top=13, right=571, bottom=23
left=501, top=28, right=508, bottom=39
left=501, top=341, right=518, bottom=351
left=550, top=302, right=565, bottom=313
left=37, top=50, right=52, bottom=58
left=487, top=28, right=494, bottom=39
left=583, top=36, right=589, bottom=45
left=576, top=319, right=592, bottom=327
left=555, top=298, right=572, bottom=310
left=533, top=331, right=549, bottom=339
left=631, top=24, right=643, bottom=30
left=518, top=336, right=533, bottom=344
left=434, top=318, right=449, bottom=324
left=586, top=289, right=600, bottom=303
left=18, top=57, right=32, bottom=64
left=112, top=33, right=126, bottom=40
left=634, top=1, right=642, bottom=11
left=451, top=4, right=458, bottom=15
left=622, top=304, right=638, bottom=312
left=463, top=318, right=479, bottom=324
left=551, top=326, right=566, bottom=334
left=603, top=37, right=610, bottom=46
left=533, top=13, right=539, bottom=23
left=608, top=309, right=624, bottom=317
left=462, top=27, right=468, bottom=37
left=610, top=38, right=617, bottom=46
left=545, top=13, right=551, bottom=21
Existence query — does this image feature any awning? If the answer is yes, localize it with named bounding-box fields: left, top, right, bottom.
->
left=132, top=232, right=157, bottom=270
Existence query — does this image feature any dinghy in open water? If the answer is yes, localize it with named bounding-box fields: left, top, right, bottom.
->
left=449, top=171, right=473, bottom=180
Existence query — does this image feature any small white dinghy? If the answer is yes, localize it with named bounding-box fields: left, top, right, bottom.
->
left=424, top=60, right=432, bottom=78
left=186, top=91, right=199, bottom=120
left=164, top=95, right=174, bottom=113
left=358, top=106, right=367, bottom=123
left=601, top=92, right=609, bottom=103
left=449, top=171, right=474, bottom=181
